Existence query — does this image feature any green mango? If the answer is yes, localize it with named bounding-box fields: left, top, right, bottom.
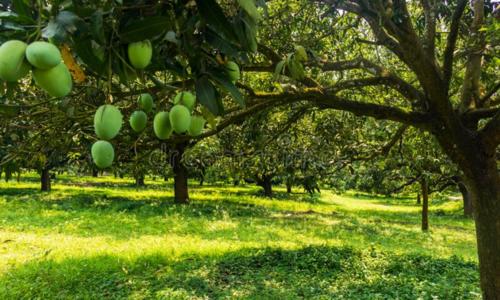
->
left=225, top=61, right=240, bottom=84
left=154, top=112, right=174, bottom=140
left=138, top=93, right=154, bottom=113
left=26, top=41, right=62, bottom=70
left=128, top=40, right=152, bottom=69
left=0, top=40, right=32, bottom=82
left=32, top=63, right=72, bottom=98
left=130, top=110, right=147, bottom=132
left=92, top=140, right=115, bottom=168
left=94, top=105, right=123, bottom=140
left=174, top=92, right=196, bottom=113
left=169, top=105, right=191, bottom=134
left=188, top=116, right=206, bottom=137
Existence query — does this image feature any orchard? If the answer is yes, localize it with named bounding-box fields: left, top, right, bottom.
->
left=1, top=0, right=500, bottom=298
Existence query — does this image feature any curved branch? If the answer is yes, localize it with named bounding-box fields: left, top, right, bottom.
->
left=443, top=0, right=468, bottom=88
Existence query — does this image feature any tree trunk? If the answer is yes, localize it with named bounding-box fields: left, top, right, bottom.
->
left=119, top=173, right=124, bottom=179
left=92, top=169, right=98, bottom=177
left=256, top=175, right=273, bottom=197
left=17, top=172, right=21, bottom=183
left=461, top=158, right=500, bottom=298
left=458, top=182, right=473, bottom=217
left=164, top=177, right=169, bottom=182
left=41, top=169, right=51, bottom=192
left=171, top=143, right=189, bottom=204
left=286, top=182, right=292, bottom=193
left=416, top=193, right=421, bottom=204
left=136, top=176, right=145, bottom=187
left=199, top=166, right=205, bottom=186
left=51, top=173, right=56, bottom=180
left=234, top=179, right=239, bottom=186
left=421, top=179, right=429, bottom=231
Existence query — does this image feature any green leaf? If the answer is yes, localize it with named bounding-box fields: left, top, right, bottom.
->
left=241, top=16, right=258, bottom=53
left=0, top=11, right=34, bottom=24
left=236, top=0, right=261, bottom=21
left=204, top=30, right=242, bottom=59
left=12, top=0, right=33, bottom=19
left=196, top=76, right=224, bottom=116
left=42, top=19, right=69, bottom=43
left=274, top=60, right=286, bottom=78
left=90, top=10, right=106, bottom=45
left=205, top=69, right=245, bottom=108
left=255, top=0, right=269, bottom=19
left=120, top=17, right=173, bottom=43
left=73, top=38, right=106, bottom=74
left=290, top=60, right=304, bottom=80
left=201, top=107, right=217, bottom=130
left=295, top=45, right=308, bottom=61
left=1, top=21, right=25, bottom=31
left=56, top=11, right=86, bottom=34
left=232, top=17, right=249, bottom=50
left=195, top=0, right=238, bottom=43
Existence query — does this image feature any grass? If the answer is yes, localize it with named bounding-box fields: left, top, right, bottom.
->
left=0, top=173, right=480, bottom=299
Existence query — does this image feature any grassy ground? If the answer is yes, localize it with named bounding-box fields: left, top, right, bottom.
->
left=0, top=174, right=480, bottom=299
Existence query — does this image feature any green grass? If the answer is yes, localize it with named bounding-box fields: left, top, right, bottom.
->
left=0, top=174, right=480, bottom=299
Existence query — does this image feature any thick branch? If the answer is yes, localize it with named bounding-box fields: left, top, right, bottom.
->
left=421, top=0, right=437, bottom=59
left=458, top=0, right=484, bottom=114
left=443, top=0, right=468, bottom=88
left=247, top=57, right=427, bottom=106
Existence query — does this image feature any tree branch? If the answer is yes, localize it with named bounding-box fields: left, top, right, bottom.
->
left=458, top=0, right=485, bottom=115
left=443, top=0, right=468, bottom=88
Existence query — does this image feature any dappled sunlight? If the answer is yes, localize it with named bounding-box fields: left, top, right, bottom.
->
left=0, top=175, right=479, bottom=298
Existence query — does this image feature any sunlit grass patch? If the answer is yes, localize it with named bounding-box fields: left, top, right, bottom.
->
left=0, top=174, right=478, bottom=299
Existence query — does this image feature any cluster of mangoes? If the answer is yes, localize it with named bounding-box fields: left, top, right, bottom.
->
left=92, top=105, right=123, bottom=169
left=0, top=40, right=72, bottom=98
left=91, top=92, right=207, bottom=169
left=90, top=39, right=153, bottom=169
left=89, top=40, right=239, bottom=169
left=153, top=92, right=206, bottom=140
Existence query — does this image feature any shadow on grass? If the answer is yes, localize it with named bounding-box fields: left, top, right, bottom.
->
left=0, top=245, right=480, bottom=299
left=0, top=186, right=473, bottom=246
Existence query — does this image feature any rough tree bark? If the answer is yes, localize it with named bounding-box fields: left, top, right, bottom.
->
left=170, top=143, right=189, bottom=204
left=41, top=169, right=51, bottom=192
left=420, top=179, right=429, bottom=231
left=459, top=154, right=500, bottom=298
